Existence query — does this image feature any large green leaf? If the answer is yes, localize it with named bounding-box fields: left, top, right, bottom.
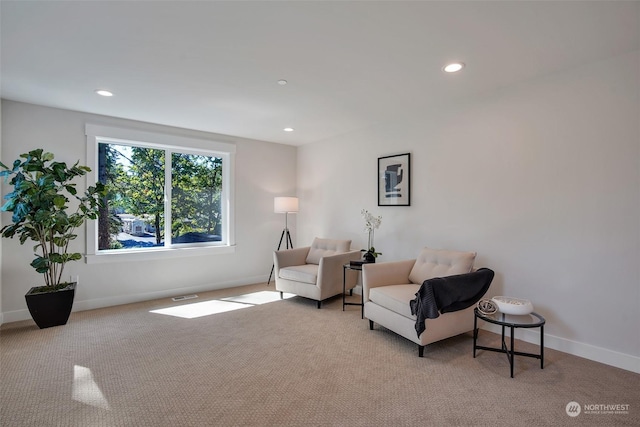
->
left=67, top=253, right=82, bottom=262
left=30, top=256, right=50, bottom=274
left=12, top=203, right=29, bottom=223
left=1, top=199, right=15, bottom=212
left=53, top=195, right=66, bottom=208
left=65, top=184, right=77, bottom=195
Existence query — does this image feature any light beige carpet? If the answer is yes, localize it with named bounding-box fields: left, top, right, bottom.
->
left=1, top=283, right=638, bottom=426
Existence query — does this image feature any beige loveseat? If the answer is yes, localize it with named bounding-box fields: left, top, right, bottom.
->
left=274, top=238, right=361, bottom=308
left=363, top=247, right=478, bottom=357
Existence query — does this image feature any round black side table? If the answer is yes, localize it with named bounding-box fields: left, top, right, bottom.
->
left=342, top=263, right=365, bottom=318
left=473, top=308, right=545, bottom=378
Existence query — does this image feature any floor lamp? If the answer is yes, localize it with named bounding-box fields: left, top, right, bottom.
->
left=268, top=196, right=299, bottom=285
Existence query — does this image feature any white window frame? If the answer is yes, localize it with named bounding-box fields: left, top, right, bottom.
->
left=85, top=124, right=236, bottom=263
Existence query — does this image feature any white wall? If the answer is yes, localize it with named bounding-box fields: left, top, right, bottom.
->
left=0, top=100, right=297, bottom=321
left=297, top=50, right=640, bottom=372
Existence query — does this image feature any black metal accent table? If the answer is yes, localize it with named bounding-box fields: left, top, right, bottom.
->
left=473, top=308, right=545, bottom=378
left=342, top=263, right=365, bottom=319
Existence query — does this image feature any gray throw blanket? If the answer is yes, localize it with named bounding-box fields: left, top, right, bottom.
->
left=409, top=268, right=494, bottom=337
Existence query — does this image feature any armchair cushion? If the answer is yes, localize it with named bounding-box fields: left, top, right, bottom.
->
left=278, top=264, right=319, bottom=284
left=408, top=247, right=476, bottom=285
left=369, top=284, right=419, bottom=319
left=305, top=238, right=352, bottom=265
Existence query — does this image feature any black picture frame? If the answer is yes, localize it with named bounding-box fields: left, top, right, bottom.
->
left=378, top=153, right=410, bottom=206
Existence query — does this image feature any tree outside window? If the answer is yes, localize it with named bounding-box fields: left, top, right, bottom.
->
left=97, top=142, right=223, bottom=251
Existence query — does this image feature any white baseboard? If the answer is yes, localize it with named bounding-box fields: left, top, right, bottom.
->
left=0, top=312, right=3, bottom=326
left=480, top=323, right=640, bottom=374
left=1, top=274, right=269, bottom=324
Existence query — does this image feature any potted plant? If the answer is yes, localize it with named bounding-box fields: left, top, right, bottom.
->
left=0, top=149, right=104, bottom=328
left=361, top=209, right=382, bottom=263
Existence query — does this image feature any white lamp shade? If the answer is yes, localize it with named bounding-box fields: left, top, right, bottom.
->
left=274, top=197, right=299, bottom=213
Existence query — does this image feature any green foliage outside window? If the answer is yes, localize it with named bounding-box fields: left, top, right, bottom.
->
left=97, top=143, right=223, bottom=251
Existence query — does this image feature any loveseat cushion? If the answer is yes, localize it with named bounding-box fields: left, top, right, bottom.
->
left=305, top=238, right=352, bottom=265
left=369, top=284, right=420, bottom=319
left=408, top=247, right=476, bottom=285
left=279, top=264, right=319, bottom=284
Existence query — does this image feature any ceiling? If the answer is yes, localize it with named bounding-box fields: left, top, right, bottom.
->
left=1, top=1, right=638, bottom=146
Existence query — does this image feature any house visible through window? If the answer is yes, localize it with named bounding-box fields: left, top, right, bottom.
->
left=85, top=124, right=235, bottom=260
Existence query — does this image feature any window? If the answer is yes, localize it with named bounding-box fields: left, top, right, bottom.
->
left=85, top=124, right=235, bottom=262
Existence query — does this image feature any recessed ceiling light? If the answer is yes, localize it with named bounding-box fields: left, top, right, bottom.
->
left=443, top=62, right=465, bottom=73
left=278, top=80, right=288, bottom=85
left=283, top=127, right=294, bottom=132
left=95, top=89, right=113, bottom=97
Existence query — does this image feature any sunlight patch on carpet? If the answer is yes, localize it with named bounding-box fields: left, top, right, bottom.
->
left=150, top=291, right=295, bottom=319
left=222, top=291, right=295, bottom=305
left=150, top=300, right=250, bottom=318
left=72, top=365, right=110, bottom=410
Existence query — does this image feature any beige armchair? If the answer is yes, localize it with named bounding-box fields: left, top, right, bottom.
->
left=274, top=238, right=362, bottom=308
left=363, top=247, right=480, bottom=356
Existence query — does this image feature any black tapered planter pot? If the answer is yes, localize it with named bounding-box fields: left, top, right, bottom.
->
left=25, top=283, right=76, bottom=329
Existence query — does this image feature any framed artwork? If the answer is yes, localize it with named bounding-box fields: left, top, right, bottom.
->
left=378, top=153, right=410, bottom=206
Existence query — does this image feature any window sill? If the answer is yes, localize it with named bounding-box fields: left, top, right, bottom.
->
left=85, top=244, right=236, bottom=264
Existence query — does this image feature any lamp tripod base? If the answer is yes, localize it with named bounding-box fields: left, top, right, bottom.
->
left=267, top=228, right=293, bottom=285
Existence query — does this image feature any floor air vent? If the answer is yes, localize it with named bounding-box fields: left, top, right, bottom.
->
left=172, top=294, right=198, bottom=302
